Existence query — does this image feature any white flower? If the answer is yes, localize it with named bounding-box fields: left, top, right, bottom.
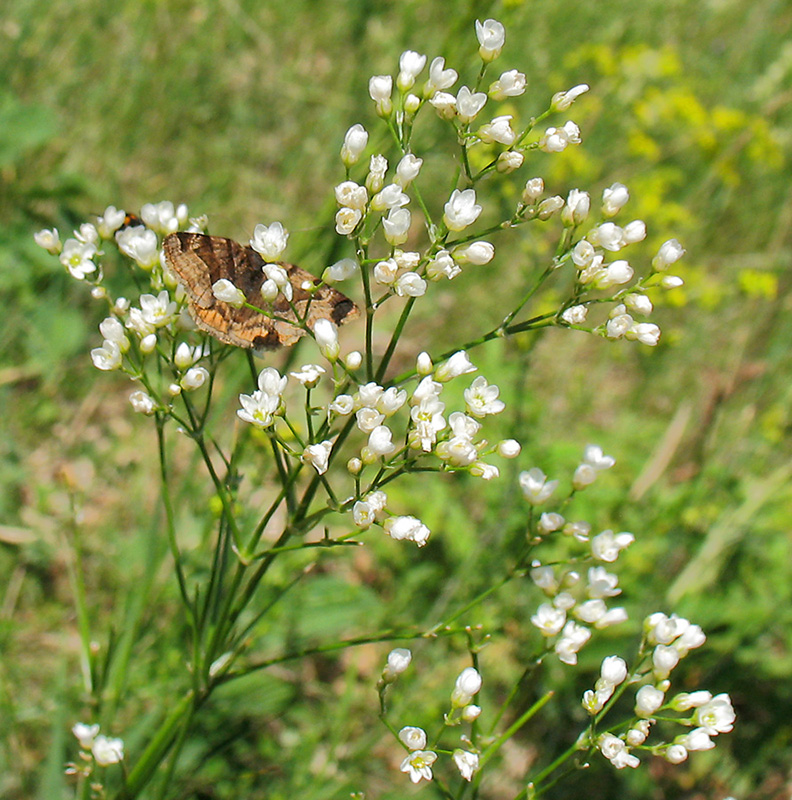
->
left=427, top=249, right=461, bottom=281
left=356, top=381, right=385, bottom=408
left=562, top=189, right=590, bottom=226
left=313, top=318, right=339, bottom=361
left=497, top=150, right=524, bottom=173
left=212, top=278, right=246, bottom=307
left=397, top=50, right=426, bottom=91
left=377, top=387, right=407, bottom=415
left=429, top=91, right=457, bottom=119
left=434, top=351, right=476, bottom=382
left=665, top=744, right=688, bottom=764
left=605, top=261, right=636, bottom=290
left=237, top=391, right=279, bottom=428
left=34, top=227, right=61, bottom=254
left=384, top=515, right=430, bottom=546
left=537, top=513, right=564, bottom=534
left=530, top=564, right=557, bottom=592
left=352, top=500, right=377, bottom=529
left=583, top=685, right=614, bottom=714
left=522, top=177, right=544, bottom=203
left=591, top=222, right=626, bottom=251
left=627, top=322, right=661, bottom=346
left=624, top=293, right=653, bottom=316
left=250, top=221, right=289, bottom=261
left=591, top=529, right=634, bottom=562
left=675, top=624, right=706, bottom=653
left=464, top=376, right=505, bottom=417
left=394, top=272, right=426, bottom=297
left=539, top=121, right=581, bottom=153
left=489, top=69, right=526, bottom=100
left=99, top=317, right=128, bottom=349
left=623, top=219, right=646, bottom=243
left=587, top=566, right=621, bottom=598
left=602, top=183, right=630, bottom=217
left=383, top=207, right=411, bottom=246
left=290, top=363, right=326, bottom=387
left=116, top=226, right=158, bottom=269
left=77, top=223, right=99, bottom=243
left=181, top=366, right=208, bottom=391
left=519, top=467, right=558, bottom=505
left=60, top=238, right=97, bottom=279
left=635, top=684, right=665, bottom=717
left=478, top=115, right=516, bottom=145
left=139, top=333, right=158, bottom=353
left=409, top=393, right=446, bottom=452
left=72, top=722, right=100, bottom=748
left=583, top=444, right=615, bottom=471
left=626, top=721, right=652, bottom=746
left=597, top=733, right=639, bottom=769
left=302, top=440, right=333, bottom=475
left=395, top=153, right=423, bottom=187
left=454, top=242, right=495, bottom=266
left=453, top=667, right=483, bottom=704
left=575, top=598, right=606, bottom=623
left=92, top=735, right=124, bottom=766
left=444, top=189, right=482, bottom=231
left=373, top=258, right=398, bottom=286
left=335, top=207, right=363, bottom=235
left=341, top=123, right=368, bottom=166
left=129, top=390, right=156, bottom=415
left=140, top=200, right=187, bottom=233
left=255, top=367, right=287, bottom=398
left=694, top=693, right=735, bottom=735
left=425, top=56, right=458, bottom=96
left=461, top=704, right=481, bottom=722
left=139, top=291, right=177, bottom=328
left=416, top=352, right=433, bottom=374
left=323, top=258, right=358, bottom=284
left=475, top=18, right=505, bottom=61
left=671, top=690, right=712, bottom=711
left=653, top=238, right=686, bottom=270
left=366, top=154, right=389, bottom=194
left=561, top=304, right=588, bottom=325
left=456, top=85, right=487, bottom=123
left=680, top=727, right=716, bottom=751
left=400, top=750, right=437, bottom=784
left=453, top=750, right=480, bottom=781
left=384, top=648, right=411, bottom=678
left=91, top=341, right=122, bottom=371
left=552, top=84, right=589, bottom=111
left=497, top=439, right=521, bottom=458
left=344, top=351, right=362, bottom=371
left=555, top=620, right=591, bottom=665
left=600, top=655, right=628, bottom=685
left=537, top=197, right=565, bottom=222
left=366, top=425, right=397, bottom=458
left=605, top=309, right=632, bottom=340
left=369, top=74, right=393, bottom=115
left=334, top=180, right=369, bottom=210
left=399, top=726, right=427, bottom=750
left=531, top=602, right=566, bottom=636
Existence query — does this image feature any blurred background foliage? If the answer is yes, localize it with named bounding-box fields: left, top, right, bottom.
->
left=1, top=0, right=791, bottom=798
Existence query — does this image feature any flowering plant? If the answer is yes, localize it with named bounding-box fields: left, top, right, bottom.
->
left=38, top=17, right=733, bottom=798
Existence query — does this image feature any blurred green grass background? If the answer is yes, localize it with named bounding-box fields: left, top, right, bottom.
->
left=1, top=0, right=791, bottom=798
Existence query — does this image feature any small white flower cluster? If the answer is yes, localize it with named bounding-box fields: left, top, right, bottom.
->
left=67, top=722, right=124, bottom=774
left=530, top=562, right=629, bottom=665
left=522, top=446, right=631, bottom=664
left=232, top=349, right=517, bottom=547
left=384, top=652, right=482, bottom=786
left=506, top=179, right=685, bottom=345
left=589, top=613, right=735, bottom=771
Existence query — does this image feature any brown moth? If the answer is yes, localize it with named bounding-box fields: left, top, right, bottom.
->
left=163, top=232, right=358, bottom=350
